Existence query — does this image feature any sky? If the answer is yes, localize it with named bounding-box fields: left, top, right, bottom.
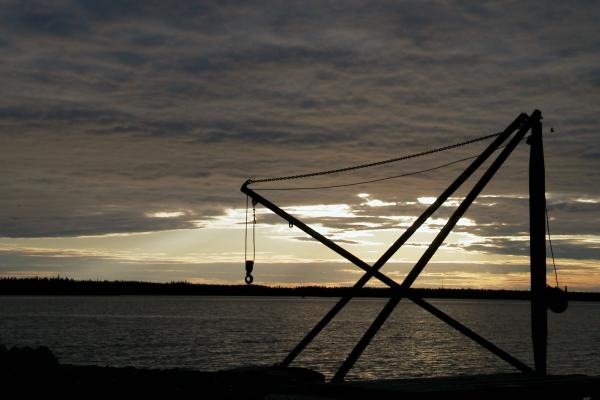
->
left=1, top=0, right=599, bottom=290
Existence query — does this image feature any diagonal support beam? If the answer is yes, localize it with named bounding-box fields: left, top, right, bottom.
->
left=278, top=113, right=528, bottom=367
left=244, top=176, right=533, bottom=375
left=408, top=296, right=533, bottom=373
left=332, top=110, right=541, bottom=381
left=241, top=184, right=397, bottom=287
left=243, top=177, right=532, bottom=380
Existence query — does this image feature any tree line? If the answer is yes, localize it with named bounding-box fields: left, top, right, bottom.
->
left=1, top=277, right=599, bottom=300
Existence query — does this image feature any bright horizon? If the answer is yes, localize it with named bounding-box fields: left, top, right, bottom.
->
left=2, top=187, right=599, bottom=290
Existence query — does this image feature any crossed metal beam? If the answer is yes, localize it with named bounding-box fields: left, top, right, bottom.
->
left=241, top=110, right=542, bottom=381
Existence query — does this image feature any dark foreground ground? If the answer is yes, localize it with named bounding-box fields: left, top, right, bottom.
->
left=3, top=346, right=599, bottom=399
left=0, top=345, right=324, bottom=399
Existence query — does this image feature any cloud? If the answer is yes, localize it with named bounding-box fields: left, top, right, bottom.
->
left=0, top=0, right=598, bottom=283
left=464, top=236, right=600, bottom=261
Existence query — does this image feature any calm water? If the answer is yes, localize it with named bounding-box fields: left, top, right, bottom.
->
left=1, top=296, right=599, bottom=380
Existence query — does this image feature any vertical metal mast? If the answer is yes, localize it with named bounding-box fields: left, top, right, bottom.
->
left=529, top=113, right=547, bottom=374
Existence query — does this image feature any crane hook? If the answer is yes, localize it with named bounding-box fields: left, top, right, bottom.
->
left=245, top=260, right=254, bottom=285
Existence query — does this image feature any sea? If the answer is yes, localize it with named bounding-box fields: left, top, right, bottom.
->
left=1, top=296, right=598, bottom=380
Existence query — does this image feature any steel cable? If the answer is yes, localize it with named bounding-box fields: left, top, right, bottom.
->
left=247, top=131, right=503, bottom=185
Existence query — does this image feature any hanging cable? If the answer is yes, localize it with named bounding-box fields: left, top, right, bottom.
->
left=252, top=154, right=478, bottom=191
left=246, top=131, right=503, bottom=185
left=244, top=195, right=255, bottom=284
left=545, top=203, right=568, bottom=314
left=545, top=203, right=559, bottom=287
left=252, top=138, right=526, bottom=191
left=253, top=200, right=256, bottom=262
left=244, top=195, right=248, bottom=260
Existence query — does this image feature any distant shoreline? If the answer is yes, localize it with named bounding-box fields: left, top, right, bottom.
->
left=1, top=277, right=599, bottom=301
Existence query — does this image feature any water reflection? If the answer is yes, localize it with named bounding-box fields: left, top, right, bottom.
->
left=1, top=296, right=598, bottom=380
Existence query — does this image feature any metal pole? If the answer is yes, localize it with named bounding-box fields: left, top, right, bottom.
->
left=332, top=111, right=540, bottom=381
left=279, top=113, right=528, bottom=366
left=529, top=115, right=547, bottom=375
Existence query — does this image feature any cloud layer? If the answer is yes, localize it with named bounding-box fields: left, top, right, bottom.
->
left=1, top=0, right=599, bottom=285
